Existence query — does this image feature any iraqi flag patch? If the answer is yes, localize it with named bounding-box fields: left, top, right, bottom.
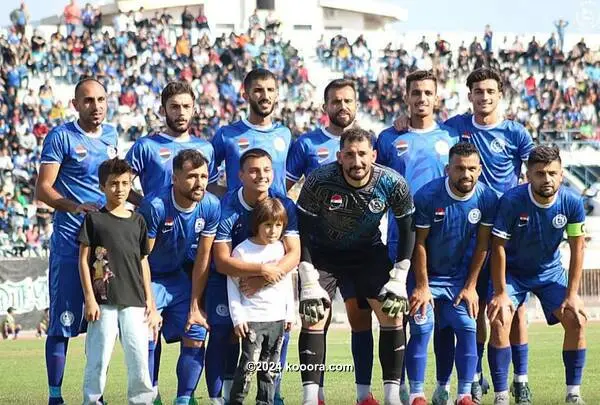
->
left=329, top=194, right=344, bottom=210
left=518, top=213, right=529, bottom=227
left=434, top=207, right=445, bottom=222
left=395, top=140, right=408, bottom=156
left=317, top=147, right=329, bottom=161
left=159, top=148, right=171, bottom=160
left=238, top=138, right=250, bottom=151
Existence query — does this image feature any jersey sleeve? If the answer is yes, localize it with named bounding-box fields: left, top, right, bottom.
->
left=281, top=197, right=299, bottom=237
left=491, top=194, right=515, bottom=240
left=202, top=195, right=221, bottom=236
left=211, top=127, right=226, bottom=169
left=215, top=210, right=235, bottom=243
left=567, top=193, right=586, bottom=225
left=138, top=197, right=163, bottom=239
left=517, top=126, right=534, bottom=162
left=77, top=213, right=94, bottom=246
left=285, top=138, right=306, bottom=182
left=388, top=173, right=415, bottom=219
left=375, top=130, right=391, bottom=166
left=40, top=129, right=67, bottom=164
left=480, top=188, right=499, bottom=227
left=296, top=173, right=320, bottom=218
left=413, top=189, right=431, bottom=229
left=138, top=215, right=150, bottom=256
left=124, top=139, right=145, bottom=176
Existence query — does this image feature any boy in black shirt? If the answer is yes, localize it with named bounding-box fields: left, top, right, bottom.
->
left=78, top=158, right=161, bottom=405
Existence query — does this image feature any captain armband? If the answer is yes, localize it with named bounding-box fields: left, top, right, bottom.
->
left=566, top=222, right=586, bottom=237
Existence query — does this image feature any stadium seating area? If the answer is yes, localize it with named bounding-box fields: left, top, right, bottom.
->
left=0, top=3, right=599, bottom=257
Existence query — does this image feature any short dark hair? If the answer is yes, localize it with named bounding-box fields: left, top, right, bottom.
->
left=98, top=158, right=133, bottom=187
left=239, top=148, right=273, bottom=170
left=406, top=70, right=437, bottom=92
left=324, top=79, right=356, bottom=103
left=466, top=68, right=503, bottom=92
left=173, top=149, right=208, bottom=172
left=74, top=77, right=106, bottom=98
left=340, top=127, right=375, bottom=149
left=527, top=145, right=561, bottom=168
left=7, top=307, right=15, bottom=313
left=449, top=142, right=480, bottom=161
left=250, top=197, right=288, bottom=237
left=161, top=81, right=196, bottom=107
left=243, top=68, right=277, bottom=92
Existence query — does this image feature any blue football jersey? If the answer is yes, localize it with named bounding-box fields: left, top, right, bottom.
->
left=413, top=177, right=497, bottom=289
left=40, top=121, right=118, bottom=253
left=376, top=123, right=460, bottom=196
left=125, top=133, right=217, bottom=196
left=445, top=113, right=534, bottom=197
left=492, top=184, right=586, bottom=276
left=139, top=187, right=220, bottom=275
left=286, top=128, right=340, bottom=183
left=210, top=187, right=299, bottom=283
left=212, top=119, right=292, bottom=196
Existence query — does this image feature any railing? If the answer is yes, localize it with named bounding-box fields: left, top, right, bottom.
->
left=538, top=128, right=600, bottom=149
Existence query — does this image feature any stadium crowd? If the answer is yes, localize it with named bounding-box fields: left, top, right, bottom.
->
left=0, top=3, right=599, bottom=258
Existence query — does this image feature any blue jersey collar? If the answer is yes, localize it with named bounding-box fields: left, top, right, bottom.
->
left=471, top=114, right=501, bottom=131
left=74, top=120, right=102, bottom=138
left=445, top=177, right=475, bottom=201
left=171, top=188, right=197, bottom=213
left=528, top=183, right=557, bottom=208
left=242, top=117, right=275, bottom=132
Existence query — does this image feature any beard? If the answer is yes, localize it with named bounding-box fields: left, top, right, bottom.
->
left=344, top=165, right=369, bottom=182
left=329, top=109, right=355, bottom=129
left=534, top=184, right=557, bottom=198
left=451, top=178, right=475, bottom=194
left=165, top=114, right=191, bottom=134
left=249, top=98, right=275, bottom=118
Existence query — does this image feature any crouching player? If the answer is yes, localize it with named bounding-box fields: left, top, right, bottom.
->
left=487, top=145, right=587, bottom=405
left=405, top=143, right=497, bottom=405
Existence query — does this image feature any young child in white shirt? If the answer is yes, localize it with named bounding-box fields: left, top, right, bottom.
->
left=227, top=197, right=295, bottom=405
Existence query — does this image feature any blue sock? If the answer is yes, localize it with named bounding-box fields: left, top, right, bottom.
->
left=351, top=330, right=374, bottom=385
left=205, top=324, right=232, bottom=398
left=476, top=342, right=485, bottom=375
left=511, top=344, right=529, bottom=377
left=148, top=340, right=157, bottom=389
left=176, top=345, right=205, bottom=399
left=434, top=326, right=455, bottom=385
left=46, top=336, right=68, bottom=405
left=406, top=329, right=431, bottom=394
left=563, top=349, right=586, bottom=385
left=275, top=330, right=290, bottom=396
left=455, top=329, right=477, bottom=395
left=488, top=345, right=511, bottom=392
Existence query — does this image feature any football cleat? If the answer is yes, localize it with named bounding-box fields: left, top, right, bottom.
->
left=357, top=393, right=379, bottom=405
left=432, top=386, right=451, bottom=405
left=493, top=392, right=510, bottom=405
left=565, top=393, right=586, bottom=404
left=511, top=382, right=532, bottom=405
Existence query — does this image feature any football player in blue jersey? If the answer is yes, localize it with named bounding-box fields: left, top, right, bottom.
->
left=126, top=81, right=217, bottom=402
left=406, top=143, right=497, bottom=405
left=126, top=81, right=217, bottom=205
left=211, top=68, right=292, bottom=197
left=395, top=68, right=534, bottom=403
left=487, top=146, right=587, bottom=405
left=296, top=128, right=415, bottom=405
left=378, top=70, right=459, bottom=404
left=208, top=148, right=300, bottom=405
left=138, top=150, right=220, bottom=405
left=36, top=77, right=118, bottom=405
left=287, top=78, right=377, bottom=405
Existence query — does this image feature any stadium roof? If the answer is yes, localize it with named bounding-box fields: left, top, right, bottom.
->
left=319, top=0, right=408, bottom=21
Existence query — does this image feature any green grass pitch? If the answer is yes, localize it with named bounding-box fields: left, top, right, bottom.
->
left=0, top=323, right=598, bottom=404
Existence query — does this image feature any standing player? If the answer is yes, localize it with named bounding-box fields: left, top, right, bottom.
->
left=209, top=148, right=301, bottom=405
left=138, top=150, right=220, bottom=405
left=395, top=68, right=534, bottom=403
left=378, top=70, right=459, bottom=404
left=405, top=143, right=497, bottom=405
left=296, top=128, right=415, bottom=405
left=286, top=78, right=376, bottom=404
left=210, top=68, right=292, bottom=197
left=125, top=81, right=217, bottom=402
left=36, top=77, right=118, bottom=405
left=126, top=81, right=217, bottom=205
left=487, top=145, right=587, bottom=405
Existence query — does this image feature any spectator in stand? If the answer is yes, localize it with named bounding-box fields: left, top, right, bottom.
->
left=484, top=24, right=493, bottom=54
left=555, top=19, right=569, bottom=52
left=63, top=0, right=81, bottom=36
left=10, top=2, right=30, bottom=37
left=181, top=7, right=195, bottom=30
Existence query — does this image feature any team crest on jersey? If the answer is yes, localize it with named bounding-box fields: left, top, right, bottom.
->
left=468, top=208, right=482, bottom=224
left=368, top=198, right=386, bottom=214
left=60, top=311, right=74, bottom=327
left=329, top=194, right=344, bottom=210
left=395, top=140, right=408, bottom=156
left=107, top=145, right=117, bottom=159
left=273, top=136, right=286, bottom=152
left=159, top=148, right=171, bottom=160
left=74, top=145, right=87, bottom=159
left=490, top=138, right=506, bottom=153
left=552, top=214, right=567, bottom=229
left=413, top=312, right=428, bottom=325
left=435, top=140, right=450, bottom=156
left=434, top=207, right=445, bottom=222
left=317, top=147, right=329, bottom=162
left=216, top=304, right=230, bottom=317
left=238, top=138, right=250, bottom=151
left=195, top=218, right=205, bottom=233
left=518, top=213, right=529, bottom=227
